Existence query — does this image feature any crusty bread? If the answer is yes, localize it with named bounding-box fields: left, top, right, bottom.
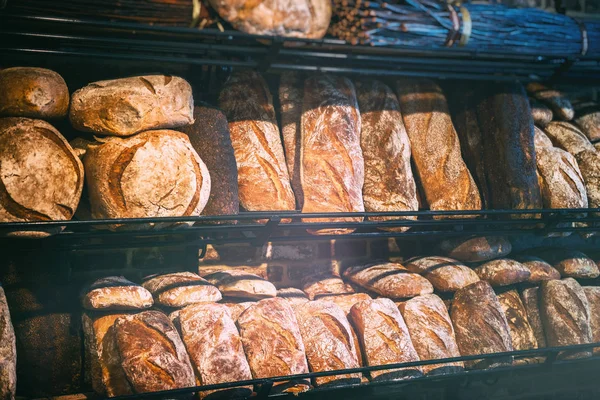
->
left=302, top=274, right=354, bottom=300
left=496, top=289, right=538, bottom=364
left=520, top=287, right=547, bottom=348
left=544, top=121, right=595, bottom=156
left=439, top=236, right=512, bottom=263
left=527, top=83, right=574, bottom=121
left=514, top=256, right=561, bottom=283
left=70, top=75, right=193, bottom=136
left=142, top=272, right=222, bottom=308
left=82, top=276, right=153, bottom=311
left=474, top=259, right=531, bottom=287
left=223, top=302, right=255, bottom=321
left=277, top=288, right=309, bottom=305
left=0, top=67, right=69, bottom=119
left=530, top=98, right=553, bottom=127
left=0, top=285, right=16, bottom=400
left=540, top=249, right=600, bottom=279
left=204, top=270, right=276, bottom=300
left=573, top=100, right=600, bottom=142
left=404, top=256, right=479, bottom=293
left=583, top=286, right=600, bottom=355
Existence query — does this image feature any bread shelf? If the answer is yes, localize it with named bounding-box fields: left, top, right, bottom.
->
left=1, top=13, right=600, bottom=83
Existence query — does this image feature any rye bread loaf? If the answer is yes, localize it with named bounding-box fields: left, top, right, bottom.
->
left=0, top=67, right=69, bottom=119
left=0, top=285, right=16, bottom=400
left=142, top=272, right=222, bottom=308
left=219, top=71, right=295, bottom=213
left=302, top=274, right=354, bottom=300
left=474, top=259, right=531, bottom=287
left=439, top=236, right=512, bottom=262
left=582, top=286, right=600, bottom=355
left=82, top=276, right=153, bottom=311
left=526, top=83, right=574, bottom=121
left=520, top=287, right=547, bottom=348
left=204, top=270, right=276, bottom=300
left=530, top=98, right=553, bottom=127
left=404, top=256, right=480, bottom=293
left=70, top=75, right=193, bottom=136
left=398, top=294, right=463, bottom=375
left=514, top=256, right=561, bottom=283
left=451, top=281, right=513, bottom=369
left=0, top=117, right=84, bottom=238
left=496, top=289, right=538, bottom=364
left=356, top=79, right=418, bottom=231
left=178, top=104, right=239, bottom=221
left=396, top=79, right=481, bottom=214
left=573, top=100, right=600, bottom=142
left=301, top=75, right=364, bottom=234
left=540, top=249, right=600, bottom=279
left=278, top=288, right=309, bottom=308
left=83, top=129, right=210, bottom=230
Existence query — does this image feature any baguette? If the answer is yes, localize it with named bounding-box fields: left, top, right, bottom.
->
left=142, top=272, right=222, bottom=308
left=520, top=287, right=547, bottom=348
left=404, top=256, right=479, bottom=293
left=0, top=285, right=16, bottom=400
left=474, top=259, right=531, bottom=287
left=526, top=83, right=574, bottom=121
left=82, top=276, right=153, bottom=311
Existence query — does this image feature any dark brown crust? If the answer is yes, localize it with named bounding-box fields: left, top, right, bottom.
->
left=530, top=98, right=553, bottom=127
left=520, top=287, right=547, bottom=348
left=439, top=236, right=512, bottom=263
left=497, top=290, right=538, bottom=352
left=0, top=286, right=16, bottom=400
left=527, top=83, right=574, bottom=121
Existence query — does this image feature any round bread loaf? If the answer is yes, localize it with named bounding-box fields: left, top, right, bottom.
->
left=83, top=130, right=210, bottom=230
left=0, top=67, right=69, bottom=119
left=70, top=75, right=194, bottom=136
left=0, top=118, right=83, bottom=237
left=207, top=0, right=331, bottom=39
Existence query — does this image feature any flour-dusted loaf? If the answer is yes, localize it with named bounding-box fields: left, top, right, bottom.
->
left=530, top=98, right=553, bottom=127
left=114, top=310, right=196, bottom=393
left=540, top=249, right=600, bottom=279
left=70, top=75, right=193, bottom=136
left=301, top=75, right=364, bottom=234
left=583, top=286, right=600, bottom=355
left=278, top=288, right=309, bottom=308
left=142, top=272, right=222, bottom=308
left=178, top=303, right=253, bottom=399
left=84, top=129, right=210, bottom=230
left=179, top=104, right=239, bottom=220
left=398, top=294, right=463, bottom=375
left=544, top=121, right=595, bottom=156
left=223, top=302, right=255, bottom=321
left=520, top=287, right=546, bottom=348
left=573, top=100, right=600, bottom=142
left=526, top=83, right=574, bottom=121
left=474, top=259, right=531, bottom=287
left=219, top=71, right=295, bottom=213
left=450, top=281, right=513, bottom=369
left=296, top=301, right=361, bottom=386
left=396, top=79, right=481, bottom=214
left=0, top=67, right=69, bottom=119
left=343, top=262, right=433, bottom=299
left=439, top=236, right=512, bottom=262
left=0, top=117, right=84, bottom=238
left=237, top=298, right=310, bottom=394
left=302, top=274, right=354, bottom=300
left=356, top=79, right=418, bottom=231
left=349, top=298, right=422, bottom=381
left=514, top=256, right=561, bottom=283
left=82, top=276, right=153, bottom=311
left=0, top=285, right=16, bottom=400
left=540, top=278, right=592, bottom=359
left=204, top=270, right=276, bottom=300
left=404, top=256, right=479, bottom=293
left=496, top=290, right=538, bottom=364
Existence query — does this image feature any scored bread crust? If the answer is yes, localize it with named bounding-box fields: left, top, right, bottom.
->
left=142, top=272, right=222, bottom=307
left=404, top=256, right=480, bottom=293
left=520, top=287, right=547, bottom=348
left=497, top=290, right=538, bottom=353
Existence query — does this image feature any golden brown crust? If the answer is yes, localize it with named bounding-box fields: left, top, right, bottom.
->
left=520, top=287, right=547, bottom=348
left=83, top=276, right=153, bottom=311
left=544, top=121, right=595, bottom=156
left=0, top=286, right=16, bottom=400
left=205, top=270, right=276, bottom=300
left=439, top=236, right=512, bottom=263
left=574, top=100, right=600, bottom=142
left=302, top=274, right=354, bottom=300
left=540, top=249, right=600, bottom=279
left=277, top=288, right=309, bottom=309
left=404, top=256, right=479, bottom=293
left=527, top=83, right=574, bottom=121
left=583, top=286, right=600, bottom=355
left=514, top=256, right=561, bottom=283
left=474, top=259, right=531, bottom=287
left=142, top=272, right=222, bottom=307
left=223, top=302, right=256, bottom=321
left=496, top=290, right=538, bottom=353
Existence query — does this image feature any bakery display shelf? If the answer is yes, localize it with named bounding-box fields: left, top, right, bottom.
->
left=1, top=13, right=599, bottom=83
left=2, top=208, right=600, bottom=251
left=107, top=342, right=600, bottom=400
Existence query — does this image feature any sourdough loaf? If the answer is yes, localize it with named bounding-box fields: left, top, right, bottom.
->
left=302, top=274, right=354, bottom=300
left=474, top=259, right=531, bottom=287
left=583, top=286, right=600, bottom=355
left=544, top=121, right=595, bottom=155
left=142, top=272, right=222, bottom=308
left=520, top=287, right=547, bottom=348
left=530, top=98, right=553, bottom=127
left=526, top=83, right=574, bottom=121
left=573, top=100, right=600, bottom=142
left=514, top=256, right=561, bottom=283
left=496, top=289, right=538, bottom=364
left=82, top=276, right=153, bottom=311
left=70, top=75, right=193, bottom=136
left=439, top=236, right=512, bottom=262
left=540, top=249, right=599, bottom=279
left=0, top=285, right=16, bottom=400
left=404, top=256, right=479, bottom=293
left=204, top=270, right=276, bottom=300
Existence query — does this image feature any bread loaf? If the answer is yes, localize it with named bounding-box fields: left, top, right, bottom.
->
left=540, top=278, right=592, bottom=359
left=0, top=285, right=16, bottom=400
left=526, top=83, right=574, bottom=121
left=396, top=79, right=481, bottom=213
left=0, top=117, right=83, bottom=238
left=349, top=298, right=422, bottom=381
left=237, top=298, right=310, bottom=394
left=398, top=294, right=463, bottom=375
left=321, top=293, right=372, bottom=315
left=82, top=276, right=153, bottom=311
left=520, top=287, right=547, bottom=348
left=474, top=259, right=531, bottom=287
left=450, top=281, right=513, bottom=369
left=404, top=256, right=479, bottom=293
left=114, top=310, right=196, bottom=393
left=204, top=270, right=276, bottom=300
left=301, top=75, right=364, bottom=234
left=142, top=272, right=222, bottom=308
left=540, top=249, right=599, bottom=279
left=530, top=98, right=553, bottom=127
left=70, top=75, right=193, bottom=136
left=343, top=262, right=433, bottom=299
left=583, top=286, right=600, bottom=355
left=178, top=303, right=253, bottom=399
left=355, top=79, right=418, bottom=231
left=219, top=71, right=296, bottom=213
left=572, top=149, right=600, bottom=210
left=207, top=0, right=331, bottom=38
left=84, top=129, right=210, bottom=229
left=0, top=67, right=69, bottom=119
left=534, top=126, right=554, bottom=148
left=544, top=121, right=595, bottom=155
left=278, top=288, right=309, bottom=308
left=439, top=236, right=512, bottom=262
left=302, top=274, right=354, bottom=300
left=573, top=100, right=600, bottom=142
left=514, top=256, right=561, bottom=283
left=296, top=301, right=361, bottom=386
left=179, top=104, right=239, bottom=220
left=496, top=290, right=538, bottom=363
left=223, top=302, right=255, bottom=321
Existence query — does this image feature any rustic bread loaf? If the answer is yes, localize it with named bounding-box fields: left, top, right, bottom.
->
left=82, top=313, right=133, bottom=397
left=573, top=100, right=600, bottom=142
left=398, top=294, right=463, bottom=375
left=219, top=71, right=296, bottom=213
left=0, top=117, right=84, bottom=238
left=82, top=276, right=153, bottom=311
left=70, top=137, right=94, bottom=160
left=404, top=256, right=479, bottom=293
left=526, top=83, right=574, bottom=121
left=474, top=259, right=531, bottom=287
left=439, top=236, right=512, bottom=262
left=540, top=249, right=600, bottom=279
left=83, top=129, right=210, bottom=230
left=534, top=126, right=554, bottom=148
left=277, top=288, right=309, bottom=308
left=343, top=262, right=433, bottom=299
left=178, top=104, right=239, bottom=221
left=496, top=289, right=538, bottom=364
left=207, top=0, right=331, bottom=38
left=349, top=298, right=422, bottom=381
left=520, top=287, right=547, bottom=348
left=573, top=149, right=600, bottom=210
left=296, top=301, right=361, bottom=386
left=70, top=75, right=193, bottom=136
left=237, top=298, right=310, bottom=394
left=302, top=274, right=354, bottom=300
left=142, top=272, right=222, bottom=308
left=450, top=281, right=513, bottom=369
left=396, top=79, right=481, bottom=213
left=514, top=256, right=561, bottom=283
left=301, top=75, right=364, bottom=234
left=530, top=98, right=553, bottom=127
left=0, top=285, right=16, bottom=400
left=544, top=121, right=595, bottom=155
left=356, top=79, right=418, bottom=231
left=178, top=303, right=253, bottom=399
left=540, top=278, right=592, bottom=359
left=114, top=310, right=196, bottom=393
left=204, top=270, right=276, bottom=300
left=0, top=67, right=69, bottom=119
left=223, top=302, right=255, bottom=321
left=583, top=286, right=600, bottom=355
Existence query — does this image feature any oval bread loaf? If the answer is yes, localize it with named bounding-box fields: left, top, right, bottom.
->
left=82, top=276, right=153, bottom=311
left=530, top=98, right=553, bottom=127
left=404, top=256, right=479, bottom=293
left=439, top=236, right=512, bottom=262
left=142, top=272, right=222, bottom=308
left=515, top=256, right=561, bottom=283
left=474, top=259, right=531, bottom=287
left=539, top=249, right=599, bottom=279
left=573, top=101, right=600, bottom=142
left=496, top=289, right=538, bottom=364
left=526, top=83, right=574, bottom=121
